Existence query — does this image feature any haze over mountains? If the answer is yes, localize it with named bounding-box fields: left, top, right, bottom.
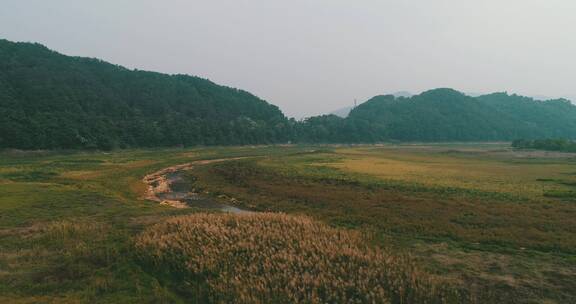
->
left=2, top=39, right=576, bottom=150
left=330, top=91, right=413, bottom=118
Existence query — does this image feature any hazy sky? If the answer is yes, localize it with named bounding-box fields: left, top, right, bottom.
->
left=2, top=0, right=576, bottom=118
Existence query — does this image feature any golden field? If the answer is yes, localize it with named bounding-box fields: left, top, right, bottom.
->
left=190, top=144, right=576, bottom=303
left=136, top=213, right=464, bottom=303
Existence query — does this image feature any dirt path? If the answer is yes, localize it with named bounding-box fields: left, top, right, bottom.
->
left=143, top=157, right=248, bottom=210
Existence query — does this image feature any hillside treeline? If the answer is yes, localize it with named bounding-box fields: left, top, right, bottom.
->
left=297, top=89, right=576, bottom=143
left=512, top=139, right=576, bottom=152
left=2, top=39, right=576, bottom=150
left=0, top=39, right=291, bottom=150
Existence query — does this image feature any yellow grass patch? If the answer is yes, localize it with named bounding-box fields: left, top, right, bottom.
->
left=135, top=212, right=463, bottom=303
left=329, top=147, right=576, bottom=197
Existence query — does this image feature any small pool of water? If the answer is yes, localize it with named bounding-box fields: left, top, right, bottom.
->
left=157, top=172, right=247, bottom=214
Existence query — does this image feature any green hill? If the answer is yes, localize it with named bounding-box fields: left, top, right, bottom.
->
left=0, top=39, right=291, bottom=150
left=2, top=39, right=576, bottom=148
left=477, top=92, right=576, bottom=138
left=337, top=88, right=576, bottom=142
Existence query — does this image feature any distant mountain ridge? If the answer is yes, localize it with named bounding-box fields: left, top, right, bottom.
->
left=330, top=92, right=413, bottom=118
left=330, top=106, right=354, bottom=118
left=298, top=89, right=576, bottom=143
left=352, top=89, right=576, bottom=141
left=1, top=38, right=575, bottom=149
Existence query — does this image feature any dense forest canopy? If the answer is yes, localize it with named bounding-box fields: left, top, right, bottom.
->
left=512, top=139, right=576, bottom=152
left=0, top=39, right=291, bottom=150
left=294, top=89, right=576, bottom=143
left=341, top=89, right=576, bottom=142
left=1, top=39, right=576, bottom=149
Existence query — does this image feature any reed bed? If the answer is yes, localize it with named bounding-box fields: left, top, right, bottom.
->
left=135, top=213, right=464, bottom=303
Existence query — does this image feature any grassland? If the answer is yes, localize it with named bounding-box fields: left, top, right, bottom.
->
left=191, top=144, right=576, bottom=303
left=0, top=144, right=575, bottom=303
left=0, top=146, right=309, bottom=303
left=135, top=212, right=462, bottom=303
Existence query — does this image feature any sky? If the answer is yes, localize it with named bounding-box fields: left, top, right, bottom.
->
left=1, top=0, right=576, bottom=118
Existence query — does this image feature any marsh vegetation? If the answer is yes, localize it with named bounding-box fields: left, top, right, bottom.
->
left=136, top=212, right=463, bottom=303
left=0, top=144, right=574, bottom=303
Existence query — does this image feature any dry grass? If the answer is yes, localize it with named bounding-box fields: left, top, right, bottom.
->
left=135, top=212, right=465, bottom=304
left=329, top=147, right=576, bottom=198
left=190, top=147, right=576, bottom=303
left=0, top=145, right=321, bottom=302
left=194, top=158, right=576, bottom=253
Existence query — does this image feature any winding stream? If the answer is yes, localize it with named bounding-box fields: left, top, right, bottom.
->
left=143, top=158, right=248, bottom=213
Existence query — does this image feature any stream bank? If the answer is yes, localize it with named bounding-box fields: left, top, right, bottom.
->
left=143, top=158, right=248, bottom=213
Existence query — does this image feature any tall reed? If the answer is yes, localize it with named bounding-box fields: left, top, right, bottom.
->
left=135, top=213, right=465, bottom=303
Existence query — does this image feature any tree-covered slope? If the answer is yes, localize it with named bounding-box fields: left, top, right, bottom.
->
left=338, top=88, right=576, bottom=142
left=0, top=39, right=290, bottom=150
left=477, top=93, right=576, bottom=139
left=2, top=39, right=576, bottom=148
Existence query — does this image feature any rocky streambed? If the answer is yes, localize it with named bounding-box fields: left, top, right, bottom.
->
left=143, top=158, right=248, bottom=213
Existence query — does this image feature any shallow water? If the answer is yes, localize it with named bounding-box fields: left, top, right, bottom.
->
left=157, top=172, right=247, bottom=214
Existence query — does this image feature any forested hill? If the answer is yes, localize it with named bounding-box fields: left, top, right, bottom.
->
left=2, top=39, right=576, bottom=149
left=297, top=88, right=576, bottom=143
left=0, top=39, right=291, bottom=150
